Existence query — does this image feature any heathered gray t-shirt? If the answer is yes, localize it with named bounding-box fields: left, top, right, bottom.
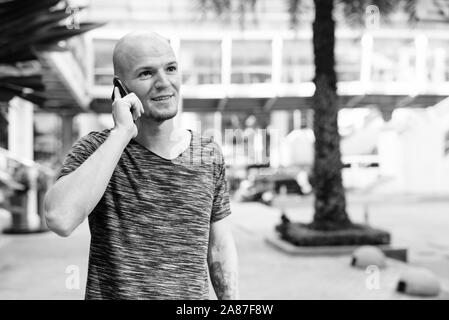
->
left=57, top=129, right=231, bottom=300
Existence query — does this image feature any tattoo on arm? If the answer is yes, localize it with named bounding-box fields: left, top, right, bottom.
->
left=209, top=261, right=238, bottom=300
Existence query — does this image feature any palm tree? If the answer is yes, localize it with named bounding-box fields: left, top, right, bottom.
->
left=310, top=0, right=350, bottom=230
left=198, top=0, right=415, bottom=234
left=309, top=0, right=416, bottom=230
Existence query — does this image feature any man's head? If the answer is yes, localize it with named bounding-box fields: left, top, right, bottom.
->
left=112, top=31, right=180, bottom=122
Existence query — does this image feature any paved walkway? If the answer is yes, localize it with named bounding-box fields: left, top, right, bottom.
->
left=1, top=194, right=449, bottom=299
left=230, top=195, right=449, bottom=299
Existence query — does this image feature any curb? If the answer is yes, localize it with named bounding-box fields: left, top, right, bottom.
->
left=265, top=233, right=408, bottom=262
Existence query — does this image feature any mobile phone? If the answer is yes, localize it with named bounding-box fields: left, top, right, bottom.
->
left=111, top=76, right=130, bottom=101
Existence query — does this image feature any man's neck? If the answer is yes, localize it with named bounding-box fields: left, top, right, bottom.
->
left=133, top=117, right=190, bottom=159
left=135, top=117, right=174, bottom=147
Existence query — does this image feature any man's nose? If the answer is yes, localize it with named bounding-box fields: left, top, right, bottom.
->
left=154, top=70, right=171, bottom=89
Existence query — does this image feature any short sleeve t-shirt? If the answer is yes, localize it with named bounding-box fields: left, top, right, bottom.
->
left=56, top=129, right=231, bottom=300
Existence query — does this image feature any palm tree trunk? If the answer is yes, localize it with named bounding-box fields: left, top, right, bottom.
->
left=311, top=0, right=351, bottom=230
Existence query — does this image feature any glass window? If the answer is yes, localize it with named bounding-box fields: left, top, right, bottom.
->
left=231, top=40, right=272, bottom=84
left=427, top=39, right=449, bottom=83
left=93, top=39, right=116, bottom=86
left=371, top=38, right=416, bottom=82
left=179, top=40, right=221, bottom=85
left=335, top=37, right=362, bottom=81
left=282, top=39, right=314, bottom=83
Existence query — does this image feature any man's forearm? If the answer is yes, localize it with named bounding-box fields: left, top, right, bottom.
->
left=208, top=232, right=239, bottom=300
left=44, top=128, right=132, bottom=236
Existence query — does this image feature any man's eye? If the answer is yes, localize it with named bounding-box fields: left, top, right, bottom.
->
left=167, top=66, right=177, bottom=72
left=139, top=70, right=152, bottom=78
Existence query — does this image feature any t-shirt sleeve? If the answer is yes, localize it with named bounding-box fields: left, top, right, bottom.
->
left=56, top=131, right=109, bottom=181
left=211, top=144, right=231, bottom=223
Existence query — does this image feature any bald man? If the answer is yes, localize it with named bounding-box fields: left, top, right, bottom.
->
left=44, top=32, right=238, bottom=300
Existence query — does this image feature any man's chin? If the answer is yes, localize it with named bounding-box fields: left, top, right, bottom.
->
left=145, top=109, right=178, bottom=122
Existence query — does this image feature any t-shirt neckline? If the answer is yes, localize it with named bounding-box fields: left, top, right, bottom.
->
left=129, top=129, right=194, bottom=162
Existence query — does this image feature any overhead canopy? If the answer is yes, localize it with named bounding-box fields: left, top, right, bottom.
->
left=0, top=0, right=103, bottom=111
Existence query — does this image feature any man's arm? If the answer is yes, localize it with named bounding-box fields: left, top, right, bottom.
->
left=44, top=90, right=143, bottom=237
left=44, top=129, right=132, bottom=237
left=208, top=217, right=239, bottom=300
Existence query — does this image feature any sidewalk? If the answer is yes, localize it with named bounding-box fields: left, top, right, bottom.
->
left=1, top=194, right=449, bottom=299
left=230, top=198, right=449, bottom=299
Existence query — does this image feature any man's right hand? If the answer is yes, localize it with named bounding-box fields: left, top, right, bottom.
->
left=112, top=87, right=144, bottom=138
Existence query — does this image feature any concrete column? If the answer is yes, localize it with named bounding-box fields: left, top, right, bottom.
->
left=213, top=111, right=222, bottom=146
left=293, top=110, right=302, bottom=130
left=61, top=113, right=75, bottom=157
left=360, top=33, right=373, bottom=90
left=7, top=97, right=41, bottom=231
left=8, top=97, right=34, bottom=160
left=269, top=110, right=289, bottom=168
left=271, top=36, right=283, bottom=88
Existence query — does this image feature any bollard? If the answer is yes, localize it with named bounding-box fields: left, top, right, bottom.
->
left=351, top=245, right=386, bottom=269
left=396, top=268, right=441, bottom=297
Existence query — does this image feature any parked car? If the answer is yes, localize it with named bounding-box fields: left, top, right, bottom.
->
left=234, top=166, right=311, bottom=205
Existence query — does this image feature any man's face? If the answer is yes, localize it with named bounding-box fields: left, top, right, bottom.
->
left=122, top=41, right=180, bottom=122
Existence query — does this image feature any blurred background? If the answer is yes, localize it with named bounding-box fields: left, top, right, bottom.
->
left=1, top=0, right=449, bottom=299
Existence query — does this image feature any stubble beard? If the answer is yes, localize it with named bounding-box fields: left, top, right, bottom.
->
left=144, top=101, right=178, bottom=123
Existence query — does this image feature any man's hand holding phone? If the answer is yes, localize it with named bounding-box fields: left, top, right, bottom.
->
left=112, top=86, right=144, bottom=139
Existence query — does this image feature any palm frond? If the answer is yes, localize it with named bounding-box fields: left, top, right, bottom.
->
left=403, top=0, right=418, bottom=23
left=287, top=0, right=302, bottom=29
left=196, top=0, right=260, bottom=28
left=337, top=0, right=414, bottom=26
